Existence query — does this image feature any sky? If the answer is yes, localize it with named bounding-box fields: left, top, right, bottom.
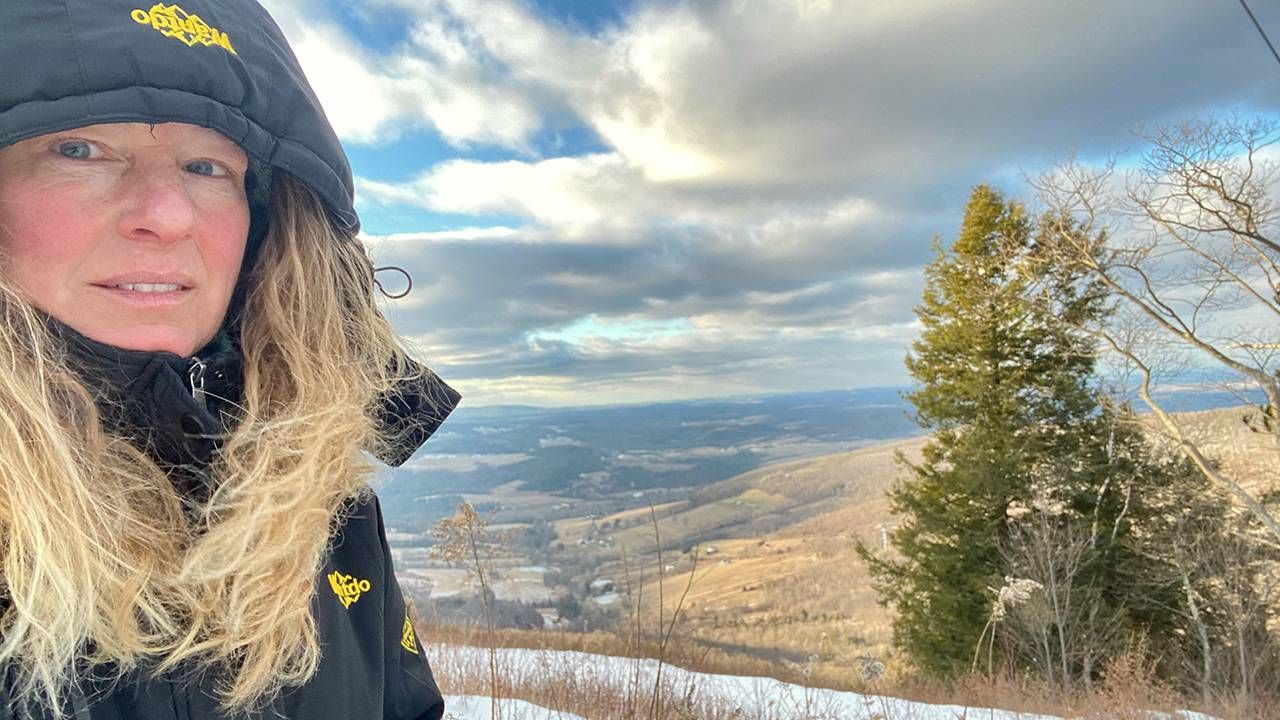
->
left=258, top=0, right=1280, bottom=408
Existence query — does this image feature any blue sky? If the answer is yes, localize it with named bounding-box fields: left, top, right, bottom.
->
left=260, top=0, right=1280, bottom=407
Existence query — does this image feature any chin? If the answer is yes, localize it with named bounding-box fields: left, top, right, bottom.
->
left=91, top=327, right=200, bottom=357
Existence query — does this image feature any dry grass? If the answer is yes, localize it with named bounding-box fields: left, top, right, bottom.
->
left=422, top=623, right=1270, bottom=719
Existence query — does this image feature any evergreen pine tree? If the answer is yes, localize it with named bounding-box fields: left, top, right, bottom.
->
left=860, top=187, right=1265, bottom=691
left=859, top=185, right=1108, bottom=678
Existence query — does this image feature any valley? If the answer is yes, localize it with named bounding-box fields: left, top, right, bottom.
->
left=378, top=390, right=1275, bottom=693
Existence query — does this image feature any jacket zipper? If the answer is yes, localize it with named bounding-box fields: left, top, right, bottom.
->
left=188, top=357, right=207, bottom=412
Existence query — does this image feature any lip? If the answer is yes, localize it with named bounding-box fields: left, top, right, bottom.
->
left=91, top=274, right=196, bottom=309
left=93, top=272, right=196, bottom=289
left=92, top=284, right=193, bottom=309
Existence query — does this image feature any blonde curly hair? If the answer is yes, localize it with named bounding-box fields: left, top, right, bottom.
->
left=0, top=172, right=428, bottom=715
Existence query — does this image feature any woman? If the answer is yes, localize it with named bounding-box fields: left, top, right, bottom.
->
left=0, top=1, right=458, bottom=718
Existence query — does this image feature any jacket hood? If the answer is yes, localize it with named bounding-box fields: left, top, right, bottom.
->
left=0, top=1, right=463, bottom=468
left=0, top=0, right=358, bottom=233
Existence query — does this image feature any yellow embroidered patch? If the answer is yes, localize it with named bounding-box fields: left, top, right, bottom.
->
left=130, top=4, right=237, bottom=55
left=401, top=614, right=420, bottom=654
left=327, top=571, right=372, bottom=609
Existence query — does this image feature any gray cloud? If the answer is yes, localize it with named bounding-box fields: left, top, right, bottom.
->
left=279, top=0, right=1279, bottom=404
left=369, top=0, right=1278, bottom=203
left=366, top=225, right=924, bottom=404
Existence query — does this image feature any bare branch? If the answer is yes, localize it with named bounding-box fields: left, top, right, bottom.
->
left=1098, top=332, right=1280, bottom=542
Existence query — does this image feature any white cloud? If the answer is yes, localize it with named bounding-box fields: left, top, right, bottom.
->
left=262, top=0, right=546, bottom=147
left=288, top=24, right=402, bottom=143
left=539, top=436, right=585, bottom=448
left=358, top=154, right=894, bottom=245
left=369, top=154, right=634, bottom=234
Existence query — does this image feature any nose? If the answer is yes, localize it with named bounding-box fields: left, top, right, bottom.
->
left=116, top=163, right=198, bottom=244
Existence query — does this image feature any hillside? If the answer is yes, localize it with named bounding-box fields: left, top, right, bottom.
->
left=605, top=404, right=1278, bottom=676
left=575, top=437, right=928, bottom=671
left=400, top=402, right=1278, bottom=691
left=378, top=388, right=921, bottom=525
left=1140, top=404, right=1280, bottom=495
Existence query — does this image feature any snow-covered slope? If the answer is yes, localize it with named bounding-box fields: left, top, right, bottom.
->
left=435, top=645, right=1213, bottom=717
left=443, top=694, right=586, bottom=719
left=432, top=644, right=1219, bottom=720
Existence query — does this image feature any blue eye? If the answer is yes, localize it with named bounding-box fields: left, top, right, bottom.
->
left=56, top=140, right=94, bottom=159
left=185, top=159, right=226, bottom=177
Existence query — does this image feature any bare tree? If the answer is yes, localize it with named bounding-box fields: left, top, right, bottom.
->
left=996, top=502, right=1120, bottom=696
left=1166, top=508, right=1280, bottom=708
left=1030, top=114, right=1280, bottom=544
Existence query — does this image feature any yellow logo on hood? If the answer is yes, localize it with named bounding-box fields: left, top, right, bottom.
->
left=131, top=4, right=237, bottom=56
left=328, top=571, right=372, bottom=609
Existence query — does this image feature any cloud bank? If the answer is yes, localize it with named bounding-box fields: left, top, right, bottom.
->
left=260, top=0, right=1280, bottom=405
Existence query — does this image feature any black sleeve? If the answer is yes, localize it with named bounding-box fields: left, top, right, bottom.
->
left=372, top=496, right=446, bottom=720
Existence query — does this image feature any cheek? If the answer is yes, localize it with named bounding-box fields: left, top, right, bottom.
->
left=0, top=186, right=100, bottom=286
left=201, top=203, right=251, bottom=287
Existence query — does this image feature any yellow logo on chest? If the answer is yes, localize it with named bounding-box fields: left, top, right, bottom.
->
left=130, top=4, right=237, bottom=55
left=328, top=571, right=372, bottom=609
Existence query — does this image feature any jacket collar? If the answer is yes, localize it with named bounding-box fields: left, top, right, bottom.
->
left=47, top=315, right=244, bottom=498
left=43, top=314, right=458, bottom=483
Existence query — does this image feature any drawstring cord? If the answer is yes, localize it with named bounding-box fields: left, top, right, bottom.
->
left=373, top=265, right=413, bottom=300
left=68, top=684, right=89, bottom=720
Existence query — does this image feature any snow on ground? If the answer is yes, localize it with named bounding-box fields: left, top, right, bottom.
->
left=433, top=645, right=1217, bottom=720
left=443, top=695, right=585, bottom=720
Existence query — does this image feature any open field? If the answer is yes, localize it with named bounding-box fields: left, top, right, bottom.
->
left=553, top=500, right=688, bottom=546
left=604, top=437, right=928, bottom=677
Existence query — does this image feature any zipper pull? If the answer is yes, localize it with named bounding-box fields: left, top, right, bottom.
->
left=188, top=357, right=208, bottom=411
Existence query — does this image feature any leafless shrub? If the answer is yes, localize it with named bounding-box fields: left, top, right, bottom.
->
left=432, top=502, right=508, bottom=719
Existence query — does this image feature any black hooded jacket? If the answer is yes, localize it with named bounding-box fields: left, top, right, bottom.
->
left=0, top=1, right=460, bottom=712
left=0, top=320, right=457, bottom=720
left=0, top=1, right=464, bottom=714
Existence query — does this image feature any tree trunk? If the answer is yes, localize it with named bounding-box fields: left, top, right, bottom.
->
left=1180, top=567, right=1213, bottom=706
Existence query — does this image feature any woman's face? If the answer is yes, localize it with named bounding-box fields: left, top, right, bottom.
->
left=0, top=122, right=250, bottom=357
